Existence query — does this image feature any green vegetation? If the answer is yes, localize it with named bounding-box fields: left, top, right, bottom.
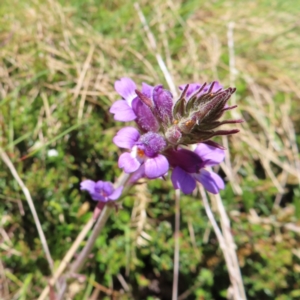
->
left=0, top=0, right=300, bottom=299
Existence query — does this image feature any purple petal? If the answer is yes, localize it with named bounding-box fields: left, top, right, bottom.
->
left=165, top=148, right=203, bottom=173
left=90, top=183, right=106, bottom=201
left=114, top=78, right=136, bottom=105
left=90, top=194, right=106, bottom=202
left=171, top=167, right=196, bottom=194
left=118, top=152, right=141, bottom=173
left=132, top=98, right=160, bottom=132
left=92, top=195, right=105, bottom=201
left=142, top=82, right=153, bottom=98
left=194, top=143, right=225, bottom=166
left=108, top=186, right=124, bottom=200
left=80, top=180, right=106, bottom=201
left=195, top=169, right=225, bottom=194
left=209, top=81, right=223, bottom=93
left=93, top=181, right=104, bottom=192
left=113, top=127, right=140, bottom=149
left=129, top=165, right=146, bottom=183
left=202, top=140, right=225, bottom=150
left=179, top=83, right=201, bottom=100
left=152, top=85, right=173, bottom=124
left=96, top=181, right=114, bottom=196
left=109, top=100, right=137, bottom=121
left=178, top=82, right=223, bottom=101
left=80, top=180, right=96, bottom=194
left=144, top=154, right=169, bottom=179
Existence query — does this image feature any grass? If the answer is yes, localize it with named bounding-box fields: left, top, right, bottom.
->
left=0, top=0, right=300, bottom=299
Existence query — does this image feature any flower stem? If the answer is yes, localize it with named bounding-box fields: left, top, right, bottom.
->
left=71, top=205, right=111, bottom=273
left=70, top=172, right=132, bottom=274
left=54, top=173, right=132, bottom=299
left=0, top=147, right=54, bottom=273
left=38, top=173, right=132, bottom=300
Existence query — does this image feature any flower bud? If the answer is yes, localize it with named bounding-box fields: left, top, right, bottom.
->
left=165, top=124, right=182, bottom=145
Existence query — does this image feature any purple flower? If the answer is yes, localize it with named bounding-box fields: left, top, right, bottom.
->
left=179, top=81, right=223, bottom=100
left=80, top=180, right=123, bottom=219
left=110, top=77, right=160, bottom=132
left=110, top=77, right=175, bottom=132
left=131, top=96, right=160, bottom=133
left=151, top=85, right=173, bottom=125
left=110, top=78, right=137, bottom=122
left=167, top=143, right=225, bottom=194
left=131, top=84, right=173, bottom=132
left=80, top=180, right=123, bottom=202
left=113, top=127, right=169, bottom=179
left=110, top=78, right=155, bottom=123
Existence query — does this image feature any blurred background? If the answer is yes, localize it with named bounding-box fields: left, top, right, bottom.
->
left=1, top=0, right=300, bottom=299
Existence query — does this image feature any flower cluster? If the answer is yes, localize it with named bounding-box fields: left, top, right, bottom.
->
left=110, top=77, right=242, bottom=194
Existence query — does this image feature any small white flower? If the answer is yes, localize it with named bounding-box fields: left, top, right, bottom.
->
left=47, top=149, right=59, bottom=157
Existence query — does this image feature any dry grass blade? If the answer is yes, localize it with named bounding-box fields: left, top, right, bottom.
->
left=0, top=148, right=53, bottom=269
left=134, top=2, right=177, bottom=97
left=38, top=217, right=95, bottom=300
left=200, top=186, right=246, bottom=300
left=211, top=192, right=247, bottom=300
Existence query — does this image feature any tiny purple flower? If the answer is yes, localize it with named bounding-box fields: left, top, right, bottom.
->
left=80, top=180, right=123, bottom=219
left=167, top=143, right=225, bottom=194
left=113, top=127, right=169, bottom=179
left=80, top=180, right=123, bottom=202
